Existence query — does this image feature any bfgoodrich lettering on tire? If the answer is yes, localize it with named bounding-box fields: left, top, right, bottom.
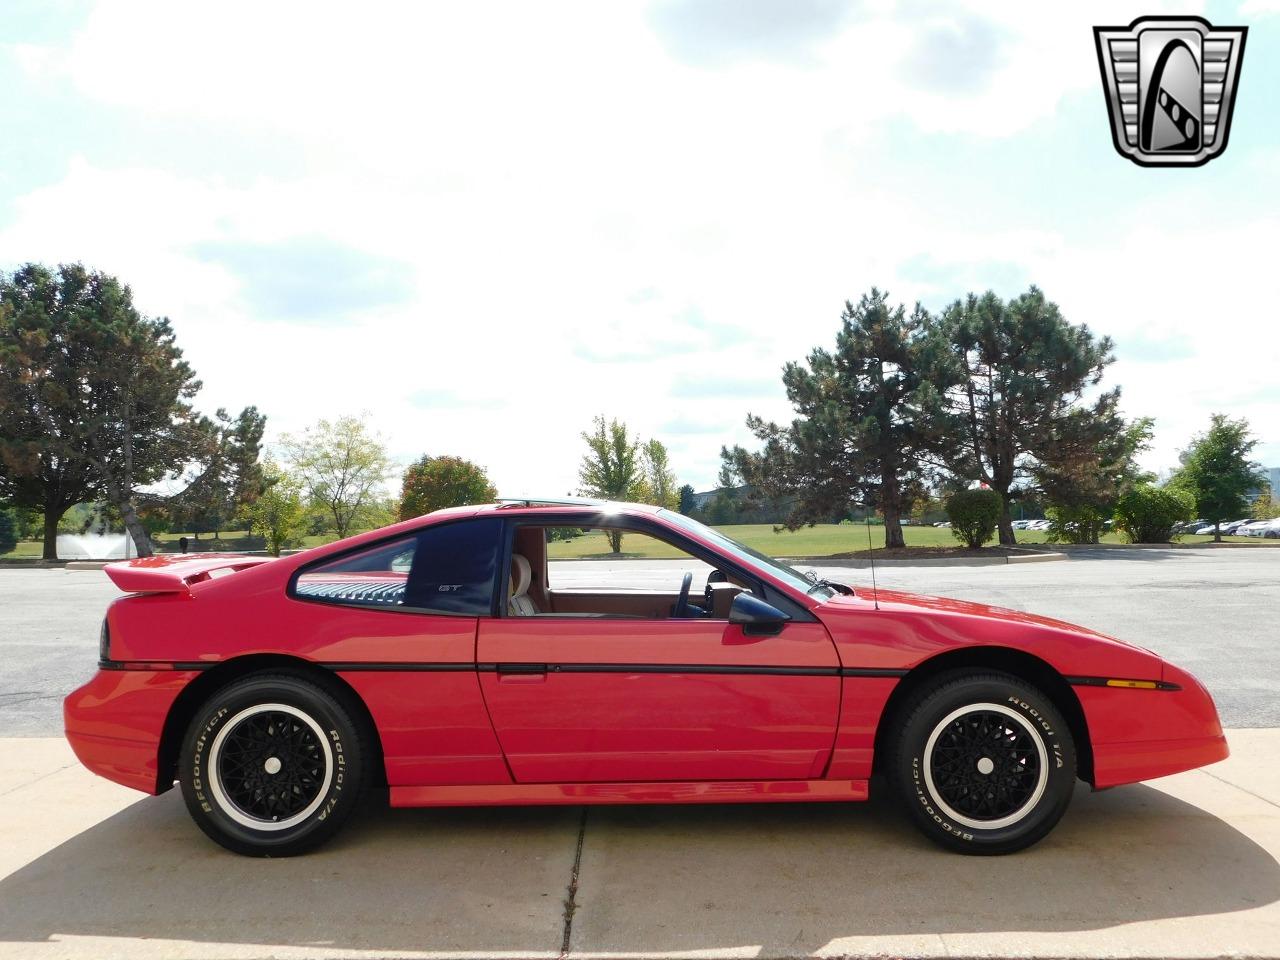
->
left=889, top=670, right=1076, bottom=855
left=179, top=673, right=366, bottom=856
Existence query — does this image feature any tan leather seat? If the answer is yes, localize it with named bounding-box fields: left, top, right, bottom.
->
left=509, top=554, right=539, bottom=616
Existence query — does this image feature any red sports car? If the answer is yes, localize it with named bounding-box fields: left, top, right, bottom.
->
left=65, top=499, right=1227, bottom=856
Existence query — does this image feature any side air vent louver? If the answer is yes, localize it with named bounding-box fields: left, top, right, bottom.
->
left=295, top=581, right=407, bottom=604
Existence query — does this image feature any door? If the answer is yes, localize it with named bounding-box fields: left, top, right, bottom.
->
left=477, top=523, right=841, bottom=783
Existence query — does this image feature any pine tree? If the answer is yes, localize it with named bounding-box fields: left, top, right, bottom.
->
left=723, top=289, right=963, bottom=548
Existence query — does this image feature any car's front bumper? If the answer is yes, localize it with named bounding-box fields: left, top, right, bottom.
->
left=64, top=668, right=199, bottom=795
left=1079, top=661, right=1229, bottom=788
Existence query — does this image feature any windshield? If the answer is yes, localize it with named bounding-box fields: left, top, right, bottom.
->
left=658, top=510, right=834, bottom=599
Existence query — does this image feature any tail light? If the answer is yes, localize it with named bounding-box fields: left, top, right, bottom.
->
left=99, top=619, right=111, bottom=663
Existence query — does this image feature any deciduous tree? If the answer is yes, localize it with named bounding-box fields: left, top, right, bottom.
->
left=399, top=455, right=497, bottom=520
left=641, top=439, right=679, bottom=510
left=1173, top=414, right=1264, bottom=542
left=281, top=416, right=393, bottom=539
left=248, top=462, right=308, bottom=557
left=577, top=416, right=645, bottom=552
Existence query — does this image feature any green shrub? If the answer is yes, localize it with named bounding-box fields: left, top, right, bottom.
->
left=1114, top=485, right=1194, bottom=543
left=946, top=489, right=1001, bottom=549
left=1044, top=505, right=1106, bottom=544
left=0, top=508, right=16, bottom=555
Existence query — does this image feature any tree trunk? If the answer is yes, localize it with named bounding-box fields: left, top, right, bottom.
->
left=882, top=511, right=905, bottom=549
left=608, top=530, right=623, bottom=553
left=880, top=469, right=906, bottom=550
left=119, top=499, right=153, bottom=557
left=42, top=510, right=61, bottom=560
left=1214, top=522, right=1222, bottom=543
left=997, top=494, right=1016, bottom=546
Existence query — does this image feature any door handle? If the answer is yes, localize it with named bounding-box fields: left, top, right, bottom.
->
left=496, top=663, right=548, bottom=683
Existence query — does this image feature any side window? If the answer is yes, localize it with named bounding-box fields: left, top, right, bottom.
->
left=544, top=526, right=715, bottom=592
left=295, top=536, right=416, bottom=606
left=295, top=518, right=501, bottom=615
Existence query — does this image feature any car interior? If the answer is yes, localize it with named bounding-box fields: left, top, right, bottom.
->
left=507, top=524, right=754, bottom=620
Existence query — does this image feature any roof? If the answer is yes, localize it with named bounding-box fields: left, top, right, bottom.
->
left=492, top=497, right=663, bottom=514
left=424, top=497, right=664, bottom=516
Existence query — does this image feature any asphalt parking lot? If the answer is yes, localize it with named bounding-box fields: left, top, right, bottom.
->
left=4, top=548, right=1278, bottom=734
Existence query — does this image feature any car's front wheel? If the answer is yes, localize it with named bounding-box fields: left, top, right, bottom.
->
left=889, top=671, right=1076, bottom=854
left=179, top=673, right=366, bottom=856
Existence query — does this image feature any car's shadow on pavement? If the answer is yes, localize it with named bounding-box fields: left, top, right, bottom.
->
left=0, top=779, right=1276, bottom=956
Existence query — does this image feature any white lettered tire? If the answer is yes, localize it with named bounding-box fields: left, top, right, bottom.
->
left=890, top=671, right=1076, bottom=854
left=179, top=673, right=366, bottom=856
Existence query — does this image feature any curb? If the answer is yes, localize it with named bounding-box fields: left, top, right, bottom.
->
left=1050, top=541, right=1280, bottom=550
left=65, top=561, right=111, bottom=571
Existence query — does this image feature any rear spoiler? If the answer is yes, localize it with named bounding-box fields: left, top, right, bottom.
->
left=104, top=554, right=275, bottom=595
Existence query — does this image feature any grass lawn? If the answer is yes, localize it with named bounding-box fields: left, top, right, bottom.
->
left=3, top=523, right=1275, bottom=562
left=0, top=541, right=43, bottom=559
left=545, top=523, right=1277, bottom=559
left=546, top=524, right=1040, bottom=559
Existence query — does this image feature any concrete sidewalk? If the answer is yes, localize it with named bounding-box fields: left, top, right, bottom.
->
left=1, top=734, right=1278, bottom=960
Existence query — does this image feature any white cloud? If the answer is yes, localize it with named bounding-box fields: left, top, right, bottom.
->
left=2, top=0, right=1275, bottom=501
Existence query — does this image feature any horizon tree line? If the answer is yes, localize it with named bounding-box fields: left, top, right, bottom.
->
left=721, top=286, right=1269, bottom=548
left=1, top=263, right=1271, bottom=557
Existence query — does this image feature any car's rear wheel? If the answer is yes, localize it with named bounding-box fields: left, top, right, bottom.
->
left=889, top=671, right=1076, bottom=855
left=179, top=673, right=365, bottom=856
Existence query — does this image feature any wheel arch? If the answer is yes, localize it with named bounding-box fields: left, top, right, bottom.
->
left=872, top=646, right=1094, bottom=785
left=155, top=654, right=386, bottom=794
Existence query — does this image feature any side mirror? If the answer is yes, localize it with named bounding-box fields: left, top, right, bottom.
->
left=728, top=593, right=791, bottom=637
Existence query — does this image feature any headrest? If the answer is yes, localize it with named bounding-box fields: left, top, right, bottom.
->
left=510, top=553, right=531, bottom=599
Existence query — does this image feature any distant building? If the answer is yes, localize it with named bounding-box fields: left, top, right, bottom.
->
left=1268, top=467, right=1280, bottom=496
left=688, top=485, right=750, bottom=512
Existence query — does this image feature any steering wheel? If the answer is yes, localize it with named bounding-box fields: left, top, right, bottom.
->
left=674, top=572, right=693, bottom=618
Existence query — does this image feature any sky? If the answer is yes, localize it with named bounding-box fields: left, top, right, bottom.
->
left=2, top=0, right=1277, bottom=496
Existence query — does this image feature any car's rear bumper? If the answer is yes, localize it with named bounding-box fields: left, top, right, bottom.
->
left=1078, top=661, right=1229, bottom=788
left=64, top=668, right=198, bottom=795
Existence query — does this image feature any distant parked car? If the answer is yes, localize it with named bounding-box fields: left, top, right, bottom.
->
left=1011, top=520, right=1032, bottom=530
left=1192, top=522, right=1246, bottom=536
left=1262, top=519, right=1280, bottom=539
left=1237, top=520, right=1273, bottom=538
left=933, top=521, right=951, bottom=528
